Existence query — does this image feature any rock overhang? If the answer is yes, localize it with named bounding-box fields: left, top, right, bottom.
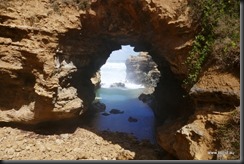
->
left=0, top=0, right=194, bottom=124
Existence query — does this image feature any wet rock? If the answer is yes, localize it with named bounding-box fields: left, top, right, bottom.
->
left=128, top=117, right=138, bottom=122
left=109, top=109, right=124, bottom=114
left=90, top=101, right=106, bottom=113
left=138, top=93, right=153, bottom=105
left=102, top=112, right=110, bottom=116
left=110, top=82, right=125, bottom=88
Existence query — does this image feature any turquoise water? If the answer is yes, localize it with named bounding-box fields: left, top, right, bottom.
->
left=90, top=87, right=156, bottom=143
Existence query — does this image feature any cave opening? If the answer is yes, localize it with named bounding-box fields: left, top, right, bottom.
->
left=87, top=45, right=161, bottom=143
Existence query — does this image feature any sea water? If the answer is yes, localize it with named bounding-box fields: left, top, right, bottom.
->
left=90, top=61, right=156, bottom=143
left=99, top=62, right=144, bottom=89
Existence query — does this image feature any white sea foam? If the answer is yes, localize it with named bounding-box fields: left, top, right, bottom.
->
left=124, top=82, right=144, bottom=89
left=100, top=62, right=144, bottom=89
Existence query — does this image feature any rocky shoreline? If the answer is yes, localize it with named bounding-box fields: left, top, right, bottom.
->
left=0, top=118, right=173, bottom=160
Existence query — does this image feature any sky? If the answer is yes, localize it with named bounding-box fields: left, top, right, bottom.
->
left=107, top=45, right=139, bottom=62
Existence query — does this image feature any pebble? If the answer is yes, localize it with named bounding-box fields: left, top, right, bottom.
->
left=60, top=133, right=69, bottom=139
left=101, top=157, right=108, bottom=160
left=0, top=126, right=163, bottom=160
left=6, top=148, right=15, bottom=155
left=55, top=139, right=63, bottom=144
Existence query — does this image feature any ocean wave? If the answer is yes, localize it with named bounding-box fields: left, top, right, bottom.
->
left=100, top=62, right=144, bottom=89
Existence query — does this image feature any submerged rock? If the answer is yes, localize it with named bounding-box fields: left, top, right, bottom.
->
left=101, top=112, right=110, bottom=116
left=128, top=117, right=138, bottom=122
left=90, top=101, right=106, bottom=113
left=109, top=109, right=124, bottom=114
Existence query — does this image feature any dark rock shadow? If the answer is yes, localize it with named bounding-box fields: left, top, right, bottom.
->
left=0, top=113, right=176, bottom=160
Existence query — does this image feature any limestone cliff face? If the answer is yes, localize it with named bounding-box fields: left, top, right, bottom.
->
left=157, top=68, right=240, bottom=159
left=0, top=0, right=194, bottom=124
left=0, top=0, right=240, bottom=160
left=125, top=52, right=160, bottom=89
left=0, top=0, right=90, bottom=123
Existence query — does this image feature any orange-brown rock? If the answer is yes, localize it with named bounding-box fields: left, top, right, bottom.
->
left=157, top=68, right=240, bottom=159
left=0, top=0, right=240, bottom=160
left=0, top=0, right=194, bottom=124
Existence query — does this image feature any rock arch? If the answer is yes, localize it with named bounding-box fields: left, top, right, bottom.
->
left=0, top=4, right=195, bottom=160
left=0, top=0, right=194, bottom=124
left=1, top=0, right=240, bottom=160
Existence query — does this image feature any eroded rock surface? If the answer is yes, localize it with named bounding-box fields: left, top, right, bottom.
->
left=0, top=0, right=240, bottom=160
left=125, top=52, right=161, bottom=91
left=157, top=68, right=240, bottom=160
left=0, top=0, right=194, bottom=124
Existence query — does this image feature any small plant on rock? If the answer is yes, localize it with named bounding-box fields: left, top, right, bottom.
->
left=184, top=0, right=240, bottom=88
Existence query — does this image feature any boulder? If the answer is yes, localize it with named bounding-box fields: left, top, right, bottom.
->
left=110, top=82, right=126, bottom=88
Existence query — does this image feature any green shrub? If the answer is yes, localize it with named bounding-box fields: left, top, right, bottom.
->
left=184, top=0, right=240, bottom=87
